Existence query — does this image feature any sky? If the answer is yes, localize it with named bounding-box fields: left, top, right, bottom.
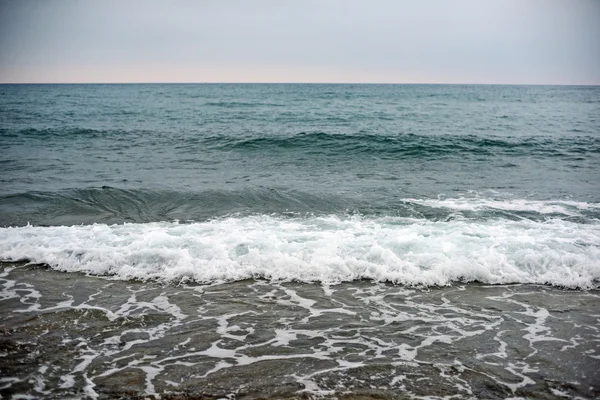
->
left=0, top=0, right=599, bottom=84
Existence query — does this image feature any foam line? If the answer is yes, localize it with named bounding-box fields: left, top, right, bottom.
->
left=1, top=215, right=599, bottom=288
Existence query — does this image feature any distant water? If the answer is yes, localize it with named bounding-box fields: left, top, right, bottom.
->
left=1, top=84, right=599, bottom=399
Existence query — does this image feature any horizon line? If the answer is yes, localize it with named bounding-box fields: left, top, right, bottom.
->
left=1, top=81, right=599, bottom=87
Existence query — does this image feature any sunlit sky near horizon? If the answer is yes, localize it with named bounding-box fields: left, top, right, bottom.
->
left=1, top=0, right=599, bottom=85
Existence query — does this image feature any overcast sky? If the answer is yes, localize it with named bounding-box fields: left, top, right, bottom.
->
left=0, top=0, right=599, bottom=84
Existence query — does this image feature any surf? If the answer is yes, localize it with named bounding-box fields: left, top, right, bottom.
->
left=2, top=214, right=598, bottom=288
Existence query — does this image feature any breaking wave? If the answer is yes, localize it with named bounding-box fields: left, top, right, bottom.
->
left=1, top=214, right=599, bottom=288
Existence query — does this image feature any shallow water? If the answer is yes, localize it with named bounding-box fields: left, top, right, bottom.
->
left=1, top=263, right=599, bottom=399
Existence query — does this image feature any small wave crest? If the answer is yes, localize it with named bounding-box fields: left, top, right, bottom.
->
left=401, top=197, right=600, bottom=217
left=0, top=187, right=352, bottom=226
left=1, top=215, right=599, bottom=288
left=2, top=188, right=598, bottom=227
left=203, top=132, right=600, bottom=160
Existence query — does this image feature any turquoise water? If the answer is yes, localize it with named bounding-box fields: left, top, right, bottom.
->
left=1, top=84, right=599, bottom=224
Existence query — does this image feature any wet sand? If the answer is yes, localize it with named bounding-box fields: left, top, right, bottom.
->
left=1, top=262, right=599, bottom=399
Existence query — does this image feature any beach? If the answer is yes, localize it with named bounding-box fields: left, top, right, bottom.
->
left=2, top=262, right=599, bottom=399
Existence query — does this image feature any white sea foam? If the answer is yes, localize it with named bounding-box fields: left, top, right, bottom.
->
left=402, top=198, right=600, bottom=216
left=1, top=215, right=599, bottom=288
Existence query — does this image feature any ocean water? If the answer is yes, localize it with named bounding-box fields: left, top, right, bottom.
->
left=0, top=83, right=599, bottom=399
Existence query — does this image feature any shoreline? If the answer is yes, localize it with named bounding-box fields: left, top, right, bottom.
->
left=2, top=263, right=598, bottom=399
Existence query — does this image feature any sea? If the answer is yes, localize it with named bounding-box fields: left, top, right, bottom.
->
left=0, top=83, right=599, bottom=399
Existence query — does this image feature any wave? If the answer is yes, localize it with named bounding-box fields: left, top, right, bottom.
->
left=204, top=132, right=600, bottom=159
left=0, top=187, right=351, bottom=226
left=1, top=215, right=599, bottom=288
left=2, top=188, right=599, bottom=227
left=401, top=197, right=600, bottom=217
left=0, top=127, right=151, bottom=141
left=4, top=128, right=599, bottom=161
